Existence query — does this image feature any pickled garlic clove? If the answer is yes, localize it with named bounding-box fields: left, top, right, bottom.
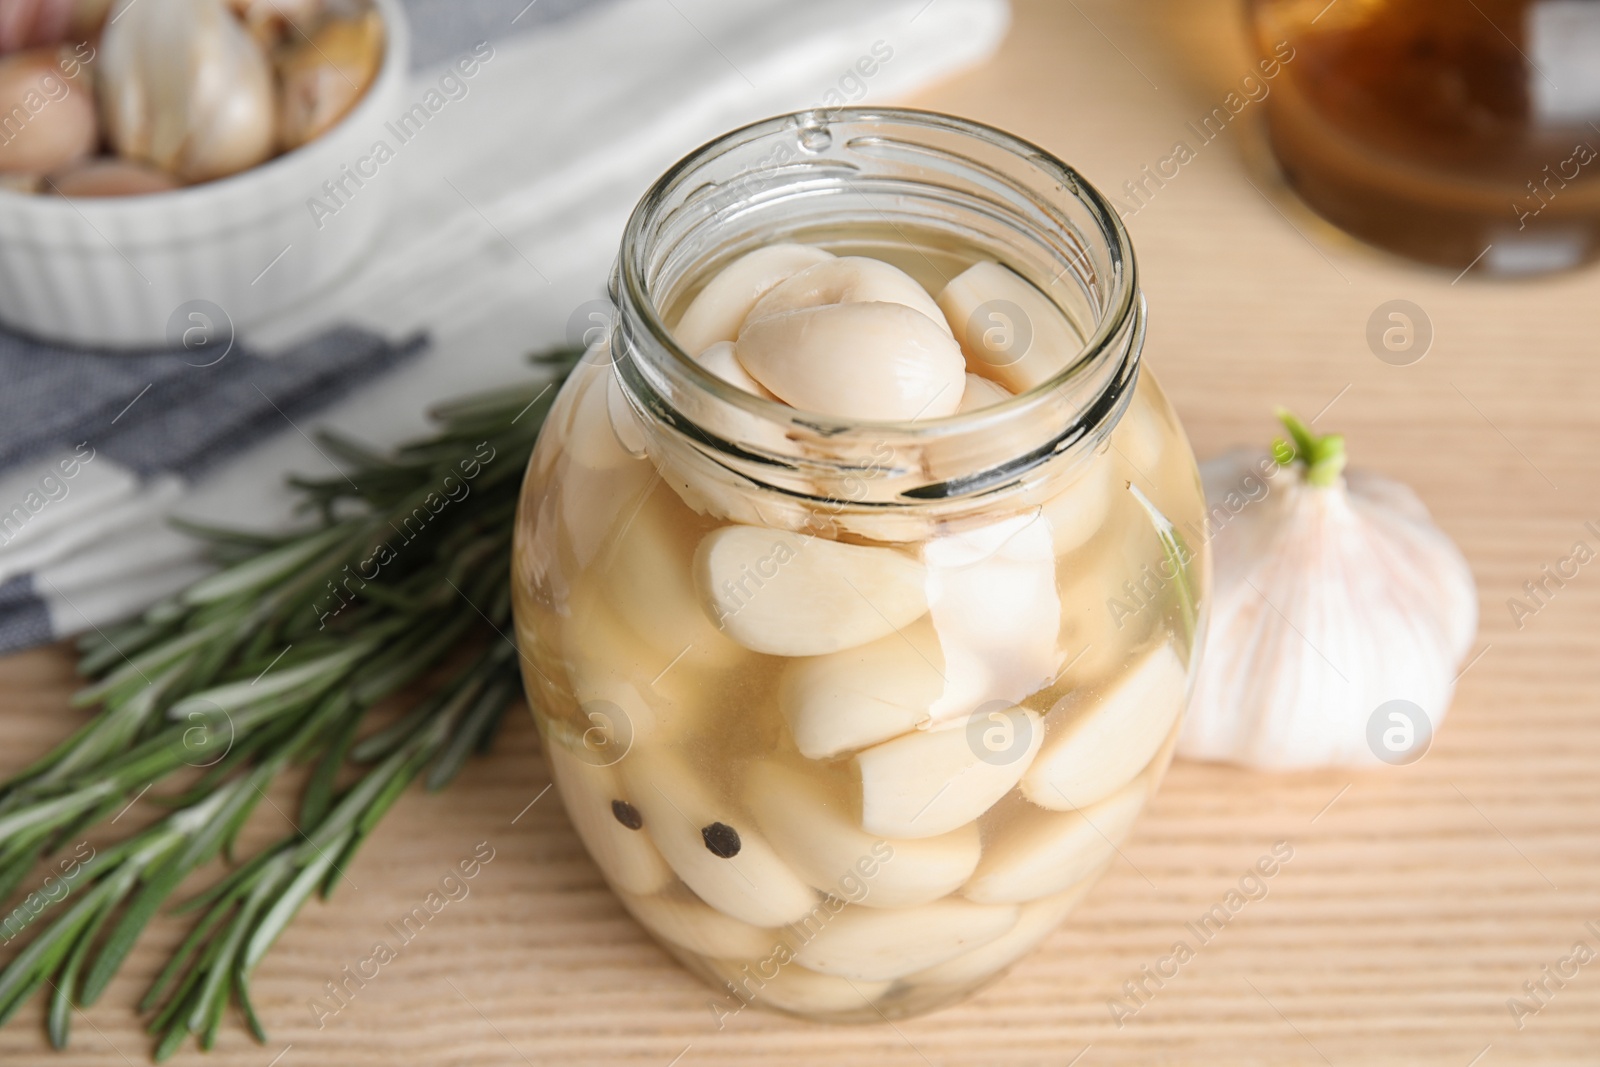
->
left=671, top=243, right=835, bottom=355
left=1040, top=459, right=1114, bottom=558
left=904, top=880, right=1094, bottom=987
left=955, top=372, right=1011, bottom=414
left=667, top=460, right=814, bottom=534
left=1110, top=380, right=1167, bottom=477
left=558, top=662, right=706, bottom=756
left=921, top=513, right=1061, bottom=723
left=603, top=489, right=745, bottom=673
left=558, top=597, right=729, bottom=758
left=549, top=363, right=654, bottom=568
left=275, top=10, right=383, bottom=149
left=702, top=958, right=893, bottom=1015
left=546, top=740, right=673, bottom=896
left=46, top=158, right=180, bottom=196
left=777, top=620, right=946, bottom=759
left=854, top=710, right=1042, bottom=839
left=1021, top=642, right=1186, bottom=811
left=565, top=647, right=715, bottom=750
left=733, top=302, right=966, bottom=421
left=919, top=509, right=1044, bottom=569
left=0, top=48, right=95, bottom=175
left=936, top=261, right=1079, bottom=394
left=618, top=887, right=783, bottom=958
left=961, top=780, right=1146, bottom=904
left=743, top=255, right=950, bottom=333
left=829, top=508, right=941, bottom=546
left=744, top=761, right=980, bottom=908
left=560, top=357, right=639, bottom=472
left=605, top=371, right=648, bottom=457
left=693, top=525, right=928, bottom=657
left=620, top=749, right=818, bottom=927
left=695, top=340, right=776, bottom=399
left=1053, top=504, right=1170, bottom=689
left=99, top=0, right=277, bottom=184
left=557, top=458, right=654, bottom=572
left=790, top=897, right=1019, bottom=982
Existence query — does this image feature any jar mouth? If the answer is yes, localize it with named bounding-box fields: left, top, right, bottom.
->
left=611, top=107, right=1143, bottom=506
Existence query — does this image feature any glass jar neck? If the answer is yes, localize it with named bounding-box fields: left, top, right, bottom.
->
left=609, top=107, right=1143, bottom=518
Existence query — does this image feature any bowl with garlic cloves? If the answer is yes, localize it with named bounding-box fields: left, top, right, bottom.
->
left=0, top=0, right=408, bottom=347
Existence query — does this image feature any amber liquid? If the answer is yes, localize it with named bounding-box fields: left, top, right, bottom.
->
left=1252, top=0, right=1600, bottom=274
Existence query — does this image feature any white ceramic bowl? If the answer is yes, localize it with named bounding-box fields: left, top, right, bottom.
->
left=0, top=0, right=410, bottom=349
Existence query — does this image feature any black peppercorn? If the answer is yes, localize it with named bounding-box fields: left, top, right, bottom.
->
left=700, top=821, right=741, bottom=858
left=611, top=799, right=643, bottom=830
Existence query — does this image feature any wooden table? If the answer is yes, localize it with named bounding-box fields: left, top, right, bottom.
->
left=5, top=1, right=1600, bottom=1062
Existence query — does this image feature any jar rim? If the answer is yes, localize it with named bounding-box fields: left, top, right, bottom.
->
left=611, top=106, right=1145, bottom=509
left=616, top=106, right=1140, bottom=437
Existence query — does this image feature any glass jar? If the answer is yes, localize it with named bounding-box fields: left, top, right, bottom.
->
left=511, top=108, right=1209, bottom=1022
left=1251, top=0, right=1600, bottom=275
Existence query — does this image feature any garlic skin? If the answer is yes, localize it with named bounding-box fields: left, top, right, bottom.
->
left=99, top=0, right=277, bottom=184
left=1178, top=418, right=1477, bottom=770
left=0, top=47, right=95, bottom=175
left=0, top=0, right=112, bottom=53
left=227, top=0, right=322, bottom=43
left=48, top=157, right=179, bottom=196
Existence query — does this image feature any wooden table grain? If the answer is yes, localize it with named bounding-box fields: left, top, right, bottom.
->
left=5, top=1, right=1600, bottom=1063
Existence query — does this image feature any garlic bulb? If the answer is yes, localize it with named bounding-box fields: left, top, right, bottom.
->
left=99, top=0, right=276, bottom=183
left=1178, top=410, right=1477, bottom=769
left=275, top=9, right=383, bottom=150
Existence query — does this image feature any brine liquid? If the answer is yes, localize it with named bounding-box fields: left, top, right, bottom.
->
left=1253, top=0, right=1600, bottom=274
left=510, top=230, right=1207, bottom=1022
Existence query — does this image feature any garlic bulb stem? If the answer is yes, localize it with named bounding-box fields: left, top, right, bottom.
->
left=1273, top=408, right=1347, bottom=488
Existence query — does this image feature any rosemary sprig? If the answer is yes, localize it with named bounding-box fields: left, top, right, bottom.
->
left=0, top=346, right=581, bottom=1058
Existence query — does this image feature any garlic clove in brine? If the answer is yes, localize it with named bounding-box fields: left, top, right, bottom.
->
left=99, top=0, right=277, bottom=184
left=616, top=887, right=781, bottom=959
left=790, top=897, right=1019, bottom=982
left=734, top=301, right=967, bottom=421
left=694, top=340, right=776, bottom=400
left=1177, top=409, right=1477, bottom=770
left=936, top=260, right=1079, bottom=394
left=671, top=243, right=835, bottom=355
left=744, top=255, right=952, bottom=335
left=275, top=8, right=383, bottom=150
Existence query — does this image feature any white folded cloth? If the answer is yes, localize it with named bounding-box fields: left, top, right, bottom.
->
left=3, top=0, right=1010, bottom=651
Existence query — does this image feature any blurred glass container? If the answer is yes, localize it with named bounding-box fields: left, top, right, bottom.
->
left=1250, top=0, right=1600, bottom=275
